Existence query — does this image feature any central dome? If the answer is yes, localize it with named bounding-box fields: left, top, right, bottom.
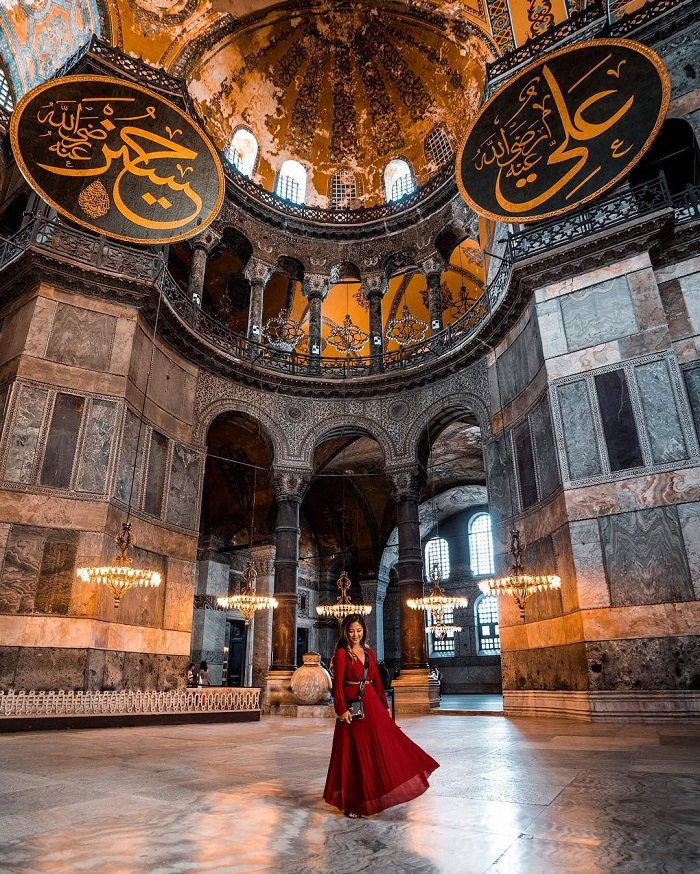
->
left=188, top=4, right=490, bottom=207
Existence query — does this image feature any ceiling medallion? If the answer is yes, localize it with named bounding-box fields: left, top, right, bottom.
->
left=327, top=314, right=369, bottom=353
left=479, top=529, right=561, bottom=620
left=316, top=570, right=372, bottom=623
left=385, top=304, right=429, bottom=346
left=262, top=310, right=305, bottom=350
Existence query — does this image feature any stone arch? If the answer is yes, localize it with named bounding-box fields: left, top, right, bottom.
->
left=301, top=419, right=394, bottom=469
left=405, top=393, right=492, bottom=469
left=329, top=261, right=362, bottom=285
left=193, top=396, right=289, bottom=463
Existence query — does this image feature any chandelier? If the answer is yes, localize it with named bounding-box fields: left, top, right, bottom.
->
left=407, top=563, right=468, bottom=626
left=316, top=569, right=372, bottom=622
left=385, top=304, right=429, bottom=346
left=77, top=523, right=161, bottom=609
left=217, top=559, right=278, bottom=624
left=262, top=309, right=305, bottom=349
left=478, top=528, right=561, bottom=620
left=327, top=314, right=368, bottom=353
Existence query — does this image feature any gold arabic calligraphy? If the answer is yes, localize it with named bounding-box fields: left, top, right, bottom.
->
left=35, top=96, right=203, bottom=230
left=471, top=52, right=636, bottom=214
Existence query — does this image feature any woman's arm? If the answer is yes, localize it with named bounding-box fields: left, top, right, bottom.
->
left=332, top=648, right=351, bottom=719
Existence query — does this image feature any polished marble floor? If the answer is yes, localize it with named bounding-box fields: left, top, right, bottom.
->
left=0, top=714, right=699, bottom=873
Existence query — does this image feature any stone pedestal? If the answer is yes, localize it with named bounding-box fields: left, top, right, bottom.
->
left=263, top=668, right=295, bottom=713
left=392, top=667, right=434, bottom=715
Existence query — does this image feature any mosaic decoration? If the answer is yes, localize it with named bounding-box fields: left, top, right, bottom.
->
left=384, top=20, right=465, bottom=93
left=352, top=33, right=405, bottom=157
left=456, top=39, right=670, bottom=223
left=527, top=0, right=556, bottom=36
left=285, top=39, right=330, bottom=158
left=11, top=75, right=225, bottom=244
left=486, top=0, right=516, bottom=54
left=353, top=288, right=370, bottom=312
left=0, top=0, right=99, bottom=97
left=330, top=47, right=358, bottom=165
left=270, top=31, right=309, bottom=89
left=365, top=25, right=435, bottom=124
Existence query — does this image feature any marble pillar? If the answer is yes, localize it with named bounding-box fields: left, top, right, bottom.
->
left=303, top=274, right=329, bottom=363
left=249, top=543, right=275, bottom=691
left=359, top=576, right=387, bottom=659
left=187, top=244, right=208, bottom=307
left=364, top=272, right=386, bottom=372
left=389, top=468, right=432, bottom=714
left=422, top=256, right=446, bottom=334
left=244, top=257, right=272, bottom=342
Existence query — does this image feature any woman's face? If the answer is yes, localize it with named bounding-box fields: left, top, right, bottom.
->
left=348, top=622, right=364, bottom=646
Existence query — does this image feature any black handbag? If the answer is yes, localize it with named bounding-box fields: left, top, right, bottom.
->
left=348, top=658, right=369, bottom=719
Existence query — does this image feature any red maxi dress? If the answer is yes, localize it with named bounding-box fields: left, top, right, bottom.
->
left=323, top=646, right=439, bottom=816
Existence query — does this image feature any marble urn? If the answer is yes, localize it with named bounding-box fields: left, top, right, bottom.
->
left=291, top=652, right=332, bottom=704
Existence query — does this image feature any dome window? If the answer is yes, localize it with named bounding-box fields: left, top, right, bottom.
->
left=330, top=169, right=361, bottom=208
left=0, top=66, right=14, bottom=111
left=425, top=125, right=453, bottom=170
left=226, top=128, right=258, bottom=178
left=384, top=159, right=415, bottom=203
left=276, top=159, right=307, bottom=204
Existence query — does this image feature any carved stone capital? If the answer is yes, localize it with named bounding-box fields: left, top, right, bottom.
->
left=359, top=576, right=388, bottom=605
left=388, top=466, right=426, bottom=503
left=244, top=256, right=273, bottom=286
left=271, top=467, right=311, bottom=501
left=363, top=272, right=387, bottom=300
left=421, top=254, right=446, bottom=281
left=302, top=273, right=329, bottom=301
left=191, top=229, right=220, bottom=252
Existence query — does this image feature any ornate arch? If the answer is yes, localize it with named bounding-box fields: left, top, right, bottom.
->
left=300, top=418, right=394, bottom=469
left=404, top=390, right=492, bottom=469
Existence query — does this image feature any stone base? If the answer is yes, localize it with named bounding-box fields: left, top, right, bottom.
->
left=504, top=690, right=700, bottom=723
left=392, top=667, right=435, bottom=715
left=269, top=702, right=335, bottom=718
left=262, top=669, right=295, bottom=713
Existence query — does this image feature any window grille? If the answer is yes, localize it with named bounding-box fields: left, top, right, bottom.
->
left=276, top=160, right=306, bottom=204
left=226, top=129, right=258, bottom=178
left=0, top=68, right=13, bottom=111
left=469, top=513, right=494, bottom=576
left=425, top=537, right=450, bottom=580
left=425, top=126, right=453, bottom=169
left=475, top=594, right=500, bottom=654
left=390, top=172, right=413, bottom=201
left=384, top=159, right=415, bottom=202
left=330, top=169, right=359, bottom=207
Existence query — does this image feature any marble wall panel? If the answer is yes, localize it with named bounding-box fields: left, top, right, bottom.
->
left=586, top=636, right=700, bottom=691
left=599, top=507, right=694, bottom=607
left=530, top=394, right=561, bottom=500
left=520, top=534, right=563, bottom=623
left=560, top=277, right=637, bottom=352
left=0, top=525, right=46, bottom=613
left=158, top=653, right=188, bottom=691
left=594, top=369, right=643, bottom=472
left=45, top=303, right=115, bottom=371
left=684, top=365, right=700, bottom=436
left=33, top=535, right=78, bottom=616
left=166, top=444, right=201, bottom=530
left=13, top=646, right=86, bottom=691
left=122, top=650, right=161, bottom=691
left=39, top=393, right=84, bottom=489
left=3, top=384, right=49, bottom=483
left=0, top=300, right=35, bottom=367
left=556, top=381, right=602, bottom=480
left=497, top=315, right=543, bottom=407
left=659, top=279, right=693, bottom=341
left=635, top=360, right=688, bottom=464
left=23, top=297, right=57, bottom=358
left=0, top=647, right=19, bottom=692
left=500, top=642, right=589, bottom=691
left=617, top=326, right=672, bottom=360
left=130, top=329, right=197, bottom=427
left=678, top=502, right=700, bottom=600
left=513, top=419, right=537, bottom=510
left=85, top=647, right=108, bottom=691
left=483, top=433, right=516, bottom=524
left=115, top=409, right=145, bottom=503
left=76, top=399, right=118, bottom=494
left=627, top=268, right=665, bottom=332
left=568, top=519, right=611, bottom=609
left=105, top=546, right=166, bottom=628
left=163, top=557, right=195, bottom=633
left=679, top=273, right=700, bottom=334
left=0, top=384, right=9, bottom=442
left=536, top=299, right=567, bottom=360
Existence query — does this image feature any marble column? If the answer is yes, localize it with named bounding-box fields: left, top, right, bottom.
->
left=363, top=272, right=387, bottom=372
left=302, top=274, right=329, bottom=363
left=422, top=256, right=445, bottom=334
left=265, top=469, right=310, bottom=711
left=359, top=576, right=388, bottom=660
left=389, top=467, right=432, bottom=714
left=244, top=257, right=272, bottom=342
left=249, top=543, right=276, bottom=691
left=187, top=230, right=218, bottom=307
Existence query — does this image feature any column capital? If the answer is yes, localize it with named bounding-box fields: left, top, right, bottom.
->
left=244, top=256, right=274, bottom=285
left=388, top=465, right=427, bottom=503
left=302, top=273, right=329, bottom=301
left=359, top=576, right=388, bottom=604
left=271, top=467, right=311, bottom=501
left=190, top=229, right=220, bottom=252
left=421, top=255, right=446, bottom=280
left=363, top=272, right=387, bottom=300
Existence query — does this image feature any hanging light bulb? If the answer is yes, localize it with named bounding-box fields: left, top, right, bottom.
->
left=316, top=569, right=372, bottom=622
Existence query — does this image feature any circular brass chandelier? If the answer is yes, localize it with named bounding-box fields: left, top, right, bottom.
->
left=217, top=559, right=278, bottom=625
left=407, top=563, right=468, bottom=636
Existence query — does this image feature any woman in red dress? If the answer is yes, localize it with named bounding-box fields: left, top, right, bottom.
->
left=323, top=614, right=439, bottom=817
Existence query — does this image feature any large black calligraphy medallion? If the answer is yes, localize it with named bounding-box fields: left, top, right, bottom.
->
left=10, top=75, right=225, bottom=244
left=457, top=39, right=670, bottom=223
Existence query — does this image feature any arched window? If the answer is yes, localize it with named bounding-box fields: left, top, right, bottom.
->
left=384, top=159, right=415, bottom=202
left=425, top=126, right=453, bottom=169
left=0, top=66, right=13, bottom=111
left=469, top=513, right=494, bottom=576
left=475, top=594, right=500, bottom=655
left=276, top=160, right=307, bottom=204
left=226, top=128, right=258, bottom=178
left=330, top=169, right=361, bottom=208
left=425, top=537, right=449, bottom=580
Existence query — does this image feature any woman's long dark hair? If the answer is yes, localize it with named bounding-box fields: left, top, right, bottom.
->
left=335, top=613, right=369, bottom=652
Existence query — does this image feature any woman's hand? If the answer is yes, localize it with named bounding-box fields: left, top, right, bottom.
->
left=338, top=710, right=352, bottom=723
